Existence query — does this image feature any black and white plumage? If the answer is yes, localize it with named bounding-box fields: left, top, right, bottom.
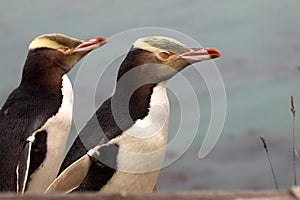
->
left=47, top=36, right=221, bottom=193
left=0, top=34, right=107, bottom=194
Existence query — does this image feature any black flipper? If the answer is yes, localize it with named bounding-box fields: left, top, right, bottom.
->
left=17, top=130, right=48, bottom=194
left=17, top=137, right=34, bottom=194
left=46, top=143, right=118, bottom=193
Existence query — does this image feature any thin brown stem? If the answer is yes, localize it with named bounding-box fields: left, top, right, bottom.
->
left=290, top=96, right=297, bottom=186
left=259, top=136, right=279, bottom=191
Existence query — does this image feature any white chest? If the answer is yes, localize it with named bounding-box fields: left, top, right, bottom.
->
left=100, top=82, right=170, bottom=193
left=26, top=75, right=73, bottom=193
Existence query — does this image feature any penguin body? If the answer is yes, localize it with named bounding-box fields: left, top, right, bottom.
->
left=0, top=34, right=107, bottom=193
left=25, top=75, right=73, bottom=192
left=99, top=82, right=169, bottom=193
left=50, top=36, right=221, bottom=193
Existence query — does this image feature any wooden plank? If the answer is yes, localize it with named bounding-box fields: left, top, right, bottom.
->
left=0, top=188, right=299, bottom=200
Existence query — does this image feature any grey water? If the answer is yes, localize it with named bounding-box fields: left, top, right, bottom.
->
left=1, top=0, right=300, bottom=191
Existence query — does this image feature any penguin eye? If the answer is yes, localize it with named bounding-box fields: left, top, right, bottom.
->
left=157, top=51, right=170, bottom=61
left=58, top=47, right=71, bottom=55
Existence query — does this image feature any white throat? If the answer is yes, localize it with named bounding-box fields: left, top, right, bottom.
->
left=126, top=81, right=169, bottom=138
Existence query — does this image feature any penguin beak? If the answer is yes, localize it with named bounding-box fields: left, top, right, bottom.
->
left=178, top=48, right=221, bottom=63
left=73, top=37, right=108, bottom=53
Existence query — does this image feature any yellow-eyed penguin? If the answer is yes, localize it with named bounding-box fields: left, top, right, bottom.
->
left=46, top=36, right=221, bottom=193
left=0, top=34, right=107, bottom=193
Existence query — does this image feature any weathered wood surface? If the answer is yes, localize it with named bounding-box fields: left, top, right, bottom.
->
left=0, top=187, right=300, bottom=200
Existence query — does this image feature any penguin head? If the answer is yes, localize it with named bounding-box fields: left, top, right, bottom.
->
left=28, top=33, right=107, bottom=73
left=117, top=36, right=221, bottom=83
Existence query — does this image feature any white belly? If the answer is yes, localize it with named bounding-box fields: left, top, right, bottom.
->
left=100, top=82, right=170, bottom=193
left=26, top=75, right=73, bottom=193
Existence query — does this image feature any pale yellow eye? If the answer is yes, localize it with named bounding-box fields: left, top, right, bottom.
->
left=58, top=47, right=71, bottom=54
left=157, top=51, right=170, bottom=61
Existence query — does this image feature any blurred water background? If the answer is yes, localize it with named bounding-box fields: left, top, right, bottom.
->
left=1, top=0, right=300, bottom=191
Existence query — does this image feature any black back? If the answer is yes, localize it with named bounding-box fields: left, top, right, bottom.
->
left=0, top=49, right=65, bottom=192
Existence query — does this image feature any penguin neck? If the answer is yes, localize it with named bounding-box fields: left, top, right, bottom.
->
left=20, top=51, right=65, bottom=95
left=113, top=81, right=158, bottom=121
left=113, top=49, right=168, bottom=121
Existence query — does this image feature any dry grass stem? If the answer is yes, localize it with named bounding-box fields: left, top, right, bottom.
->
left=290, top=96, right=297, bottom=186
left=259, top=136, right=279, bottom=191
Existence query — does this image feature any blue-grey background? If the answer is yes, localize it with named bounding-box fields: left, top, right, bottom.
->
left=1, top=0, right=300, bottom=191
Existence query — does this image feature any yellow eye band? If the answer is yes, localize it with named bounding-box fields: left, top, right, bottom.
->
left=133, top=39, right=161, bottom=54
left=29, top=38, right=64, bottom=50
